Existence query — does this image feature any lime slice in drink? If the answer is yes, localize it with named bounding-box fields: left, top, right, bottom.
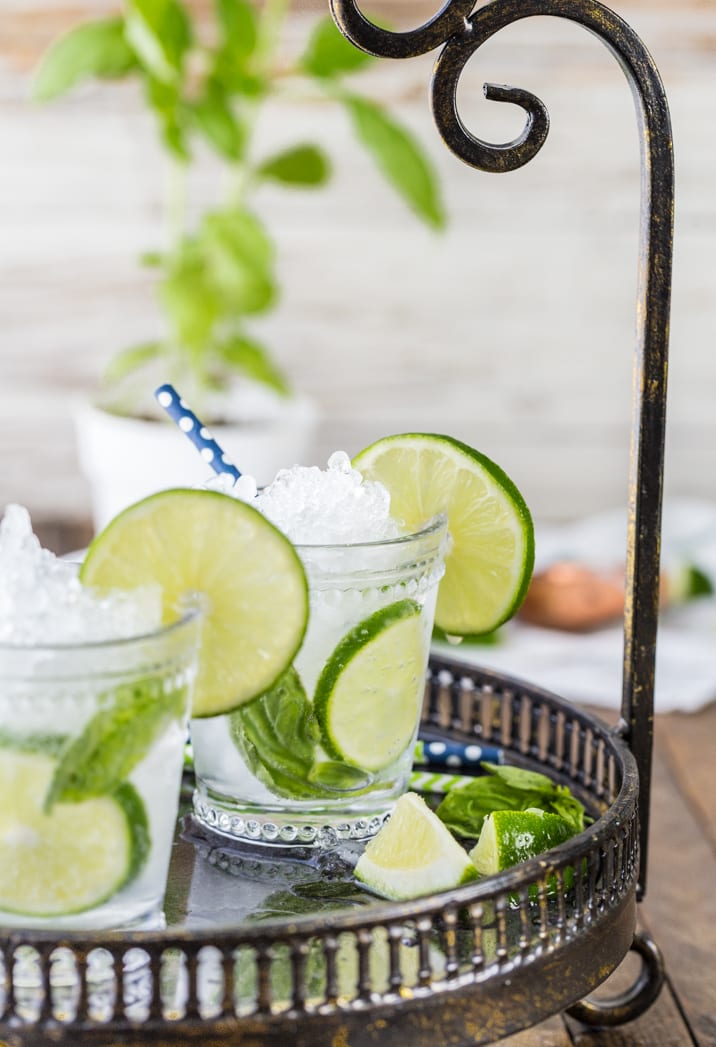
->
left=80, top=489, right=309, bottom=718
left=469, top=807, right=574, bottom=876
left=353, top=434, right=534, bottom=636
left=354, top=792, right=479, bottom=900
left=315, top=600, right=425, bottom=773
left=0, top=749, right=149, bottom=917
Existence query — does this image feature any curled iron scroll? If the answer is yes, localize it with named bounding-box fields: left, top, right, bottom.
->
left=330, top=0, right=674, bottom=901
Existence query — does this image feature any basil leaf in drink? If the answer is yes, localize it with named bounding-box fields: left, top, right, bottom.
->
left=45, top=676, right=188, bottom=808
left=230, top=668, right=376, bottom=800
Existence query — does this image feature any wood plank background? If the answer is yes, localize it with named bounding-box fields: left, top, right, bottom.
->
left=1, top=0, right=715, bottom=529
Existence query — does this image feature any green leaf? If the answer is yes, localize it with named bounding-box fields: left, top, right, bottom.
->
left=257, top=144, right=331, bottom=187
left=191, top=84, right=246, bottom=161
left=482, top=762, right=555, bottom=793
left=216, top=334, right=290, bottom=395
left=160, top=239, right=220, bottom=348
left=300, top=15, right=375, bottom=79
left=342, top=93, right=446, bottom=230
left=200, top=207, right=277, bottom=316
left=102, top=341, right=163, bottom=386
left=215, top=0, right=259, bottom=64
left=125, top=0, right=192, bottom=85
left=230, top=668, right=326, bottom=799
left=435, top=764, right=589, bottom=839
left=143, top=75, right=191, bottom=160
left=32, top=18, right=137, bottom=101
left=230, top=669, right=376, bottom=799
left=45, top=675, right=189, bottom=807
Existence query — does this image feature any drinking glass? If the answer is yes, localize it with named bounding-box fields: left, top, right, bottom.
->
left=0, top=604, right=202, bottom=930
left=191, top=516, right=447, bottom=848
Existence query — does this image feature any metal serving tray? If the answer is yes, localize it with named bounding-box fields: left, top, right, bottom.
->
left=0, top=0, right=673, bottom=1040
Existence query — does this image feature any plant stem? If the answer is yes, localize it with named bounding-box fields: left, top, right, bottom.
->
left=227, top=0, right=292, bottom=209
left=165, top=157, right=188, bottom=248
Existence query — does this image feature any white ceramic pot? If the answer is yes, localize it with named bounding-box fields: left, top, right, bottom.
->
left=75, top=393, right=319, bottom=533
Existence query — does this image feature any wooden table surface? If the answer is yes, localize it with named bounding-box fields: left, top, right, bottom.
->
left=35, top=521, right=716, bottom=1047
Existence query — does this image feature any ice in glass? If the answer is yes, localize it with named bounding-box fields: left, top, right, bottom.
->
left=191, top=452, right=448, bottom=847
left=0, top=505, right=201, bottom=929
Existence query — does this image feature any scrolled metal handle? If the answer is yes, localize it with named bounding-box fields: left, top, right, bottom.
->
left=566, top=930, right=665, bottom=1027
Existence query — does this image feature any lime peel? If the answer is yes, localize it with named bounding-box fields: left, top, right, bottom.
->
left=0, top=748, right=149, bottom=917
left=315, top=599, right=426, bottom=773
left=353, top=433, right=534, bottom=636
left=354, top=792, right=479, bottom=900
left=79, top=488, right=309, bottom=717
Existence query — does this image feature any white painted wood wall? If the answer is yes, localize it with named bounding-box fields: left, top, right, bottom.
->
left=1, top=0, right=714, bottom=528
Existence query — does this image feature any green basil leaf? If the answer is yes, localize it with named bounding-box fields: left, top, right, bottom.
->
left=143, top=75, right=191, bottom=160
left=200, top=207, right=277, bottom=315
left=230, top=669, right=328, bottom=799
left=342, top=93, right=446, bottom=230
left=435, top=777, right=527, bottom=837
left=482, top=763, right=556, bottom=793
left=45, top=675, right=189, bottom=807
left=300, top=15, right=374, bottom=79
left=214, top=0, right=258, bottom=63
left=125, top=0, right=192, bottom=84
left=102, top=341, right=163, bottom=385
left=160, top=240, right=220, bottom=347
left=216, top=334, right=290, bottom=395
left=257, top=144, right=331, bottom=187
left=191, top=85, right=246, bottom=160
left=436, top=765, right=588, bottom=839
left=33, top=18, right=137, bottom=101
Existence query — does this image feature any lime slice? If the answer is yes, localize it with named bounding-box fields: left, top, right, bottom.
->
left=354, top=792, right=479, bottom=900
left=80, top=488, right=309, bottom=718
left=314, top=600, right=426, bottom=773
left=0, top=749, right=149, bottom=917
left=353, top=434, right=534, bottom=635
left=469, top=808, right=573, bottom=875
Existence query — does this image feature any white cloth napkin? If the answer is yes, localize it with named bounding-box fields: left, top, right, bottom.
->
left=433, top=499, right=716, bottom=714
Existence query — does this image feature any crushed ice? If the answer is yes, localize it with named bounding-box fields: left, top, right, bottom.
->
left=0, top=504, right=162, bottom=645
left=254, top=451, right=402, bottom=544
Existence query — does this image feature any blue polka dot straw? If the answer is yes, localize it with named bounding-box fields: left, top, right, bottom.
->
left=154, top=383, right=242, bottom=481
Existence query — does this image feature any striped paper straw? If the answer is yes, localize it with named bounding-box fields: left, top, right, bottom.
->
left=154, top=383, right=242, bottom=481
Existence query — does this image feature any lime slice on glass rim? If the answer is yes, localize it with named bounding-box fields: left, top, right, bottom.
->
left=0, top=748, right=149, bottom=917
left=469, top=807, right=574, bottom=876
left=314, top=600, right=425, bottom=773
left=80, top=488, right=309, bottom=718
left=354, top=792, right=478, bottom=900
left=353, top=434, right=534, bottom=636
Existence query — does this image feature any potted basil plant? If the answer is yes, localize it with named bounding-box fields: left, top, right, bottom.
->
left=34, top=0, right=446, bottom=529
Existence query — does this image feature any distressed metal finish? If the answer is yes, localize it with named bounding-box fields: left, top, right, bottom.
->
left=0, top=658, right=663, bottom=1045
left=330, top=0, right=673, bottom=901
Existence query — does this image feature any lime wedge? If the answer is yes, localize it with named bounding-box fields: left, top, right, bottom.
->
left=0, top=749, right=149, bottom=917
left=353, top=434, right=534, bottom=635
left=354, top=792, right=479, bottom=900
left=469, top=808, right=573, bottom=875
left=314, top=600, right=426, bottom=773
left=80, top=489, right=309, bottom=718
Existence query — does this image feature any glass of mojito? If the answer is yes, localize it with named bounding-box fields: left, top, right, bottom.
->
left=190, top=453, right=449, bottom=848
left=0, top=506, right=202, bottom=930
